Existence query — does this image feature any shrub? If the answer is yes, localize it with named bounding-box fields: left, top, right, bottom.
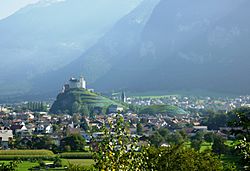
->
left=0, top=161, right=19, bottom=171
left=53, top=156, right=62, bottom=167
left=39, top=160, right=45, bottom=168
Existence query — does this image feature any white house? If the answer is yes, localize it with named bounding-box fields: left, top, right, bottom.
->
left=45, top=124, right=53, bottom=134
left=0, top=128, right=13, bottom=149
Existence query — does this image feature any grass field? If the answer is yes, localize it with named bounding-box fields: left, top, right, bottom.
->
left=64, top=159, right=95, bottom=166
left=184, top=140, right=235, bottom=152
left=184, top=140, right=241, bottom=169
left=1, top=159, right=94, bottom=171
left=60, top=152, right=92, bottom=159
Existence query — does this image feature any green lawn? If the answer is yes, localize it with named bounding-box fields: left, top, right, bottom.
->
left=63, top=159, right=95, bottom=166
left=1, top=159, right=94, bottom=171
left=0, top=161, right=39, bottom=171
left=184, top=140, right=241, bottom=169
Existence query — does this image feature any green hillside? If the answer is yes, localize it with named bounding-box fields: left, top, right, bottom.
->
left=50, top=88, right=121, bottom=114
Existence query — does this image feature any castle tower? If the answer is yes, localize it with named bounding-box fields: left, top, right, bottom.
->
left=80, top=76, right=86, bottom=89
left=69, top=77, right=79, bottom=88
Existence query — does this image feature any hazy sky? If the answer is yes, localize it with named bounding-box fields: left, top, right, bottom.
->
left=0, top=0, right=40, bottom=20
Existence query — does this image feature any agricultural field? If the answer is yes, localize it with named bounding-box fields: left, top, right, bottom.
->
left=0, top=150, right=94, bottom=170
left=0, top=150, right=55, bottom=160
left=64, top=159, right=95, bottom=167
left=60, top=152, right=92, bottom=159
left=1, top=159, right=94, bottom=171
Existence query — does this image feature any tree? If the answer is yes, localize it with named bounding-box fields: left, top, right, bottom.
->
left=53, top=156, right=62, bottom=167
left=204, top=132, right=215, bottom=144
left=72, top=102, right=80, bottom=114
left=136, top=122, right=143, bottom=135
left=228, top=107, right=250, bottom=141
left=52, top=124, right=59, bottom=133
left=80, top=105, right=89, bottom=116
left=212, top=135, right=227, bottom=156
left=101, top=107, right=107, bottom=115
left=72, top=114, right=80, bottom=123
left=0, top=161, right=19, bottom=171
left=81, top=117, right=90, bottom=131
left=202, top=110, right=233, bottom=130
left=192, top=131, right=205, bottom=142
left=150, top=131, right=164, bottom=147
left=144, top=145, right=224, bottom=171
left=228, top=107, right=250, bottom=168
left=169, top=131, right=184, bottom=145
left=158, top=128, right=170, bottom=138
left=32, top=136, right=55, bottom=150
left=191, top=139, right=202, bottom=151
left=60, top=134, right=86, bottom=152
left=179, top=130, right=188, bottom=142
left=190, top=131, right=204, bottom=151
left=91, top=115, right=145, bottom=170
left=89, top=115, right=233, bottom=171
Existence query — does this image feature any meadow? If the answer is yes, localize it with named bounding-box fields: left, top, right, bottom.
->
left=1, top=159, right=94, bottom=171
left=0, top=150, right=94, bottom=170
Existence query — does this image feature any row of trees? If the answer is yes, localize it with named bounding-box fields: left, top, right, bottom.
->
left=15, top=134, right=86, bottom=153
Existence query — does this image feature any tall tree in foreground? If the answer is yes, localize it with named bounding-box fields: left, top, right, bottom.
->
left=228, top=107, right=250, bottom=170
left=91, top=115, right=145, bottom=170
left=90, top=115, right=228, bottom=171
left=144, top=146, right=224, bottom=171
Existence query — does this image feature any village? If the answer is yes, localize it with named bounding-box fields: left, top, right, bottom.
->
left=0, top=77, right=247, bottom=170
left=0, top=94, right=247, bottom=150
left=0, top=79, right=248, bottom=169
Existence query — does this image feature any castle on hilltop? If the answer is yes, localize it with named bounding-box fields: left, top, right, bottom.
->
left=62, top=76, right=87, bottom=93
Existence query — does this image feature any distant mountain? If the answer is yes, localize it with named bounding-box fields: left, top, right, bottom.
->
left=5, top=0, right=250, bottom=100
left=31, top=0, right=160, bottom=97
left=127, top=0, right=250, bottom=94
left=48, top=0, right=250, bottom=95
left=88, top=0, right=250, bottom=94
left=0, top=0, right=142, bottom=95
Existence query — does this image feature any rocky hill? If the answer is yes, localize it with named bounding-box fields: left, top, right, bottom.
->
left=49, top=88, right=122, bottom=114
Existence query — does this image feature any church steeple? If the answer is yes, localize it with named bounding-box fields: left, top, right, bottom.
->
left=121, top=91, right=126, bottom=103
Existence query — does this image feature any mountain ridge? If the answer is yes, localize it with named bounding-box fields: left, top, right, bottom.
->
left=0, top=0, right=143, bottom=95
left=1, top=0, right=250, bottom=100
left=91, top=0, right=250, bottom=94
